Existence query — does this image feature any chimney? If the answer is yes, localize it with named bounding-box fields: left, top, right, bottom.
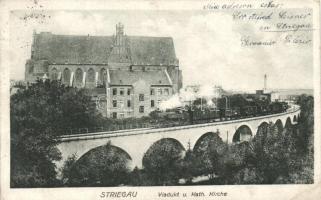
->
left=264, top=74, right=267, bottom=91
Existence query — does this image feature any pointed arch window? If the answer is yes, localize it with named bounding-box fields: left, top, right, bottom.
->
left=63, top=68, right=71, bottom=84
left=50, top=68, right=58, bottom=80
left=100, top=68, right=107, bottom=85
left=87, top=68, right=95, bottom=82
left=75, top=68, right=83, bottom=85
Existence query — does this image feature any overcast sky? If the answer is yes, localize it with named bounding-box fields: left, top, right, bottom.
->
left=9, top=10, right=313, bottom=91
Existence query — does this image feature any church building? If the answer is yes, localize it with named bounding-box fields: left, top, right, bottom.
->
left=25, top=23, right=182, bottom=118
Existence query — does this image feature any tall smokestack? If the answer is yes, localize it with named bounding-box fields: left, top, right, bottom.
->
left=264, top=74, right=267, bottom=91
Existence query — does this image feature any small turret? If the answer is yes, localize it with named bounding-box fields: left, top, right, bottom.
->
left=109, top=23, right=130, bottom=63
left=116, top=22, right=124, bottom=35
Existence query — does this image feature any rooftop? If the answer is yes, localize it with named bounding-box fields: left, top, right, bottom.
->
left=31, top=28, right=179, bottom=66
left=109, top=70, right=172, bottom=86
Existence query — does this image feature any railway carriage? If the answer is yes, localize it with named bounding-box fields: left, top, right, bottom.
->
left=150, top=98, right=288, bottom=126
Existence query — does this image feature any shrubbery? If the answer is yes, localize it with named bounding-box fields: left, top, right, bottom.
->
left=63, top=142, right=132, bottom=187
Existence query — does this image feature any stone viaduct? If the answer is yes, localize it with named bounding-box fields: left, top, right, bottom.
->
left=56, top=105, right=300, bottom=169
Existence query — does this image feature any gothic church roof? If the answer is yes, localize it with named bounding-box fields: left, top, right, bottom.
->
left=31, top=32, right=178, bottom=66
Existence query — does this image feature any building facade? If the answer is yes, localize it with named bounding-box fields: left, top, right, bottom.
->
left=25, top=23, right=182, bottom=118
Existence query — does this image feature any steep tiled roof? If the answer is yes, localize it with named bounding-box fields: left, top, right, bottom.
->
left=32, top=33, right=178, bottom=66
left=33, top=33, right=113, bottom=64
left=128, top=36, right=177, bottom=65
left=109, top=70, right=171, bottom=86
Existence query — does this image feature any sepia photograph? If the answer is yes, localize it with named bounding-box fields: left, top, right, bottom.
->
left=1, top=0, right=320, bottom=199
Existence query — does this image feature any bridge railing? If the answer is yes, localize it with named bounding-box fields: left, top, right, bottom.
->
left=63, top=123, right=152, bottom=135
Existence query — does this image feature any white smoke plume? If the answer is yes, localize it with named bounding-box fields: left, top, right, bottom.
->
left=158, top=94, right=182, bottom=111
left=158, top=88, right=196, bottom=111
left=159, top=84, right=221, bottom=111
left=199, top=84, right=220, bottom=104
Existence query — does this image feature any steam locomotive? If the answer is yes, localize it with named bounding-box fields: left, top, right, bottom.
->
left=150, top=100, right=288, bottom=125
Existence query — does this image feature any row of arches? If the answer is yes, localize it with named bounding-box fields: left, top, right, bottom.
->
left=50, top=67, right=107, bottom=86
left=67, top=115, right=298, bottom=179
left=233, top=117, right=294, bottom=143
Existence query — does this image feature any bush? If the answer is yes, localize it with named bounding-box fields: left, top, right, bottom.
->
left=67, top=142, right=131, bottom=186
left=142, top=138, right=185, bottom=185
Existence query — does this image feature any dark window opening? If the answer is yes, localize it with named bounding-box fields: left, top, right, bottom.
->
left=151, top=100, right=155, bottom=107
left=139, top=106, right=144, bottom=113
left=120, top=89, right=124, bottom=95
left=113, top=100, right=117, bottom=108
left=127, top=89, right=131, bottom=95
left=112, top=112, right=117, bottom=119
left=113, top=88, right=117, bottom=95
left=139, top=94, right=144, bottom=101
left=127, top=100, right=131, bottom=107
left=164, top=88, right=169, bottom=95
left=150, top=89, right=155, bottom=95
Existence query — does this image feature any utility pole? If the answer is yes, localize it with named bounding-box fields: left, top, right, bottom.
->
left=187, top=140, right=191, bottom=151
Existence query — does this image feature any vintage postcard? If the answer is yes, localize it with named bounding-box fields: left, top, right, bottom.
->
left=0, top=0, right=320, bottom=199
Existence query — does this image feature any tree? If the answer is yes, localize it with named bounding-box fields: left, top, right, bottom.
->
left=241, top=121, right=299, bottom=184
left=59, top=154, right=78, bottom=185
left=219, top=118, right=309, bottom=185
left=271, top=95, right=314, bottom=184
left=10, top=80, right=102, bottom=187
left=296, top=95, right=314, bottom=154
left=193, top=132, right=228, bottom=179
left=180, top=149, right=201, bottom=184
left=219, top=141, right=260, bottom=184
left=67, top=142, right=132, bottom=186
left=142, top=138, right=185, bottom=185
left=274, top=94, right=314, bottom=184
left=128, top=167, right=156, bottom=186
left=232, top=167, right=264, bottom=185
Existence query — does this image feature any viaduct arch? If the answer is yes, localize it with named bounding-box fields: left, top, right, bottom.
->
left=56, top=106, right=300, bottom=170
